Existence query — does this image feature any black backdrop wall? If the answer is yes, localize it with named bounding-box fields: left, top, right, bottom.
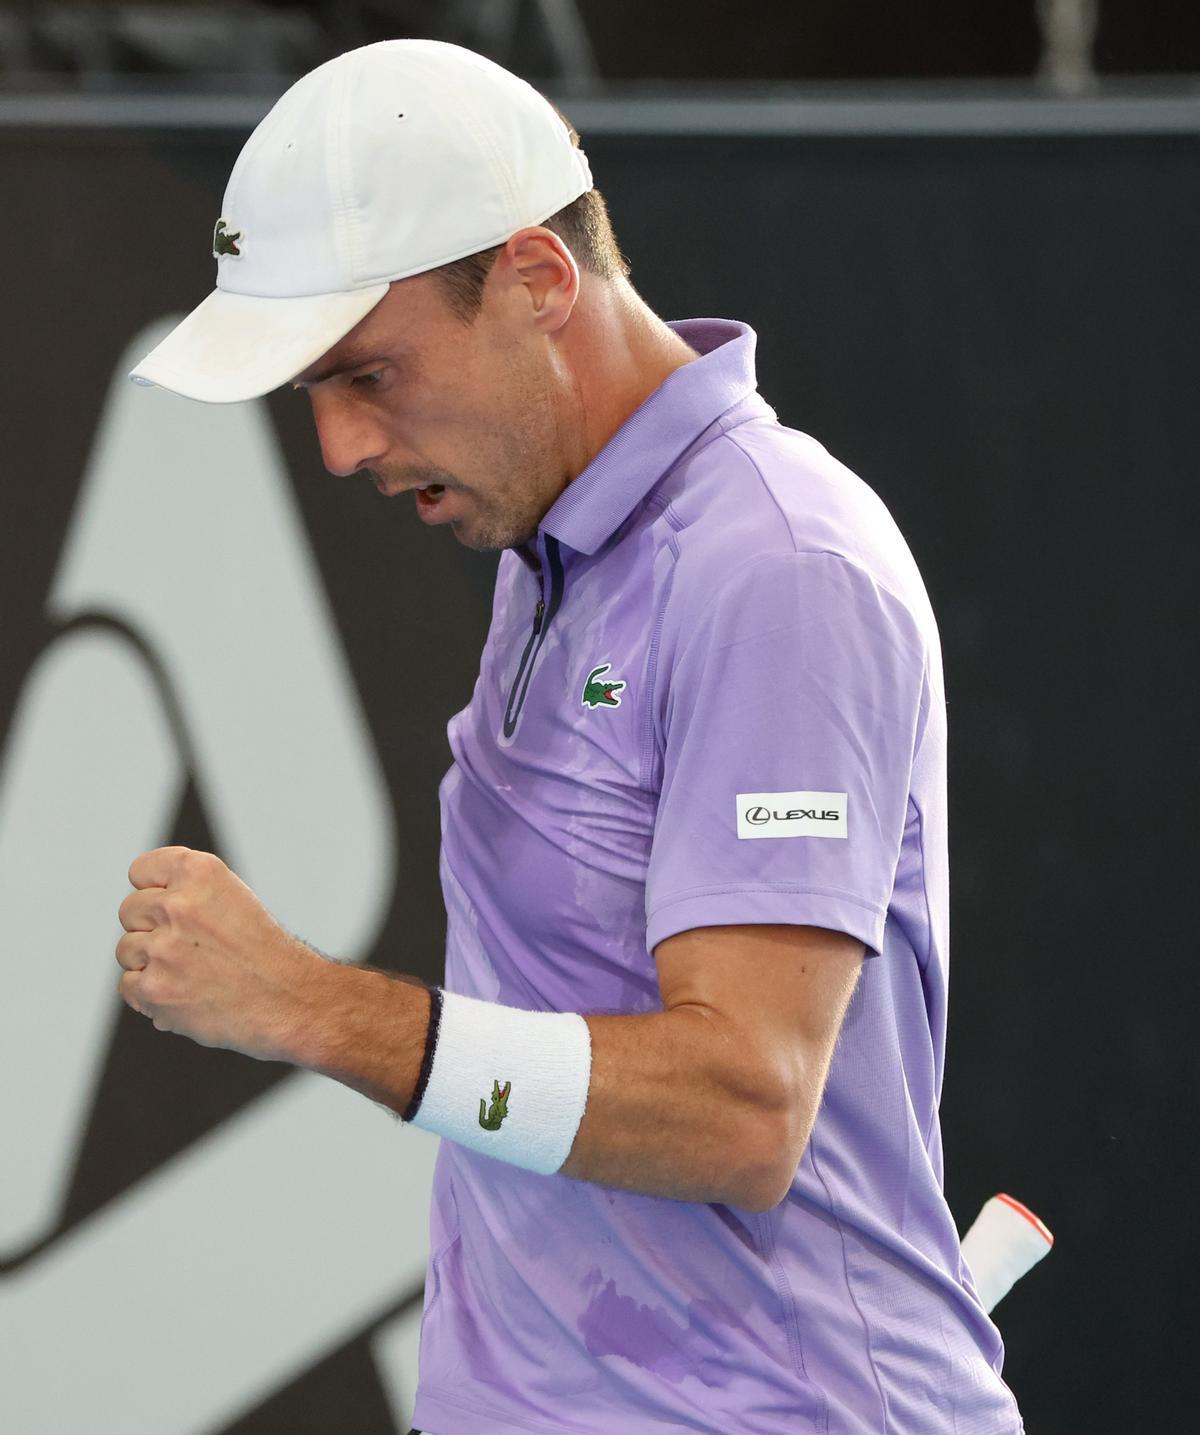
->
left=0, top=104, right=1194, bottom=1432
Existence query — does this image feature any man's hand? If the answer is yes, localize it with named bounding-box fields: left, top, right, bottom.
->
left=116, top=845, right=322, bottom=1063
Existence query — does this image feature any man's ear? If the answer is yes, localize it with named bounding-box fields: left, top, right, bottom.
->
left=500, top=226, right=579, bottom=335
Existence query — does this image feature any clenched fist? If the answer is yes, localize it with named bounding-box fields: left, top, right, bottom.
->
left=116, top=846, right=323, bottom=1063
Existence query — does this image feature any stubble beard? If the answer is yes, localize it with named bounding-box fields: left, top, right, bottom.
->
left=460, top=393, right=568, bottom=554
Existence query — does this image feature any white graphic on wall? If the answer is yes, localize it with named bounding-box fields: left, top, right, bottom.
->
left=0, top=319, right=435, bottom=1434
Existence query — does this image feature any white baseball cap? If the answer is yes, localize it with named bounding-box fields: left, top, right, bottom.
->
left=128, top=39, right=593, bottom=403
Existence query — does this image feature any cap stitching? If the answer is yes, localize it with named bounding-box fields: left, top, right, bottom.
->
left=327, top=58, right=361, bottom=287
left=457, top=105, right=522, bottom=231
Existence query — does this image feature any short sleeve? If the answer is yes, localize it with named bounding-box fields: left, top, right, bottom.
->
left=645, top=550, right=929, bottom=957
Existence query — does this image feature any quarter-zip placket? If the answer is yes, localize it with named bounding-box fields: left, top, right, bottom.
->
left=502, top=532, right=564, bottom=739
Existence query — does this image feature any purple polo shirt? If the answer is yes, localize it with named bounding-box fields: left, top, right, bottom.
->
left=411, top=319, right=1023, bottom=1435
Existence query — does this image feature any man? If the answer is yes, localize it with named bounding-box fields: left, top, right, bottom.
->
left=118, top=38, right=1025, bottom=1435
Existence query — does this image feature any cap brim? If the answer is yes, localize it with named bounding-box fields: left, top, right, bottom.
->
left=128, top=283, right=391, bottom=403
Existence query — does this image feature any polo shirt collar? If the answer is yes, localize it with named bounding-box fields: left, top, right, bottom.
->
left=534, top=317, right=769, bottom=559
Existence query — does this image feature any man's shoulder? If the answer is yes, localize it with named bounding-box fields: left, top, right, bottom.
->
left=661, top=415, right=935, bottom=635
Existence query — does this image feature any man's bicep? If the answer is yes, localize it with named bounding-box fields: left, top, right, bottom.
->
left=654, top=921, right=864, bottom=1120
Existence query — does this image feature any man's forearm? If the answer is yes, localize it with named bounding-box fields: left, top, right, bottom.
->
left=556, top=1005, right=784, bottom=1209
left=287, top=962, right=786, bottom=1210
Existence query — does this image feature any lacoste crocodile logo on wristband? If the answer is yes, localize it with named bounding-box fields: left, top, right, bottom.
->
left=478, top=1079, right=511, bottom=1130
left=581, top=661, right=625, bottom=708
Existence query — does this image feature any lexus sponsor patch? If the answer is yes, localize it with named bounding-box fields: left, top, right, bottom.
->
left=736, top=790, right=848, bottom=839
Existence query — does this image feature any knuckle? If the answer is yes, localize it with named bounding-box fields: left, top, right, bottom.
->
left=194, top=849, right=223, bottom=883
left=116, top=933, right=146, bottom=969
left=180, top=847, right=213, bottom=876
left=163, top=892, right=189, bottom=925
left=153, top=885, right=180, bottom=918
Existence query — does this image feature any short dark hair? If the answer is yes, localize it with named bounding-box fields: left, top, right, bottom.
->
left=430, top=107, right=631, bottom=323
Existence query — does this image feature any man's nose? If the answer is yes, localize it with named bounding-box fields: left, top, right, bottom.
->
left=309, top=390, right=387, bottom=478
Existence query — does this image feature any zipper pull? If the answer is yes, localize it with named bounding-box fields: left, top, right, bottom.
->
left=532, top=597, right=545, bottom=633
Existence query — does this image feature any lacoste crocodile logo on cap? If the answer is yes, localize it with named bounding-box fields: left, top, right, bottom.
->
left=581, top=661, right=626, bottom=709
left=212, top=218, right=243, bottom=258
left=478, top=1079, right=511, bottom=1130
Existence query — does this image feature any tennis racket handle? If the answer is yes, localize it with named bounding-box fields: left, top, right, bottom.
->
left=960, top=1192, right=1054, bottom=1313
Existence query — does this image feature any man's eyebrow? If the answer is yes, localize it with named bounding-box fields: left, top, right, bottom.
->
left=293, top=348, right=387, bottom=388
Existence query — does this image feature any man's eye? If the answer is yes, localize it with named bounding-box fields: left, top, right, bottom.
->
left=351, top=370, right=384, bottom=388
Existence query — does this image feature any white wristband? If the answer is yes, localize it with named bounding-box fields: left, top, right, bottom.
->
left=403, top=987, right=593, bottom=1175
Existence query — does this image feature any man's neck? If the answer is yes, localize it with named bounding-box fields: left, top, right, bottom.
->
left=559, top=280, right=701, bottom=484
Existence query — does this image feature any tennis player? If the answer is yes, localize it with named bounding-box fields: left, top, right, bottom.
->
left=116, top=39, right=1026, bottom=1434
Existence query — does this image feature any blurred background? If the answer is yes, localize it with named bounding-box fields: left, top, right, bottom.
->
left=0, top=0, right=1199, bottom=91
left=1, top=3, right=1195, bottom=1432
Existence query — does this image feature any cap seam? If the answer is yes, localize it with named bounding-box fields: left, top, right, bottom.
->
left=327, top=57, right=360, bottom=287
left=458, top=104, right=522, bottom=230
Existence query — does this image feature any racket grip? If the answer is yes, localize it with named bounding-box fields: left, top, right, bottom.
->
left=960, top=1192, right=1053, bottom=1313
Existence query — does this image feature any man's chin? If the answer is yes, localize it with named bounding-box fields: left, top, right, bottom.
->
left=435, top=499, right=540, bottom=553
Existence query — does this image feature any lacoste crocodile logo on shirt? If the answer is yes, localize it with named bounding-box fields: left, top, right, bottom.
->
left=581, top=661, right=626, bottom=709
left=478, top=1079, right=511, bottom=1130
